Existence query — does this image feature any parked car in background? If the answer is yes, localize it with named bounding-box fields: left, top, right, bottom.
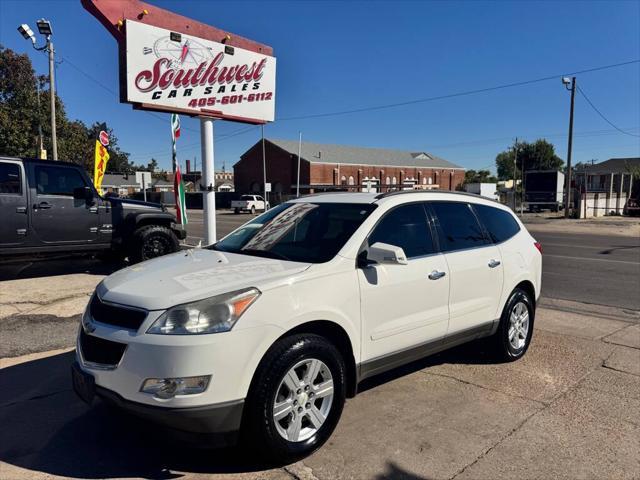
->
left=231, top=194, right=269, bottom=214
left=73, top=190, right=541, bottom=462
left=0, top=157, right=186, bottom=263
left=623, top=196, right=640, bottom=216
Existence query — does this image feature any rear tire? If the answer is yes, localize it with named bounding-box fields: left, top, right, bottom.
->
left=491, top=288, right=534, bottom=362
left=242, top=334, right=346, bottom=463
left=129, top=224, right=179, bottom=263
left=251, top=206, right=256, bottom=214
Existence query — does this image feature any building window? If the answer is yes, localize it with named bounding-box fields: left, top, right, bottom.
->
left=428, top=178, right=433, bottom=185
left=348, top=176, right=355, bottom=186
left=341, top=175, right=347, bottom=186
left=392, top=176, right=397, bottom=185
left=423, top=177, right=427, bottom=185
left=386, top=176, right=391, bottom=185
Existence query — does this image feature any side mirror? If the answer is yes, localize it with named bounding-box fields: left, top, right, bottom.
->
left=73, top=186, right=94, bottom=202
left=366, top=242, right=409, bottom=266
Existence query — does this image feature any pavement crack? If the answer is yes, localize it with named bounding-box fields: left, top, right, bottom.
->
left=284, top=462, right=320, bottom=480
left=422, top=370, right=547, bottom=406
left=601, top=364, right=640, bottom=378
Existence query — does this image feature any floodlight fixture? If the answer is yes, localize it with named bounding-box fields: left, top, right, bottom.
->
left=36, top=18, right=52, bottom=36
left=17, top=24, right=36, bottom=43
left=561, top=77, right=571, bottom=86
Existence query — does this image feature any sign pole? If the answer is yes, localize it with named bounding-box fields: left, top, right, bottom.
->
left=200, top=117, right=216, bottom=244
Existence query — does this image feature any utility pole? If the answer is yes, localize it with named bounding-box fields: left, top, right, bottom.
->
left=296, top=131, right=302, bottom=197
left=563, top=76, right=576, bottom=218
left=513, top=137, right=518, bottom=211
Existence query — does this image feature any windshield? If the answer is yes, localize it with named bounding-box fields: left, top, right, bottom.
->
left=240, top=195, right=254, bottom=200
left=211, top=202, right=376, bottom=263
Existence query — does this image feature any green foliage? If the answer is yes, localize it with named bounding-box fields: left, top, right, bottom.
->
left=0, top=44, right=142, bottom=174
left=463, top=169, right=498, bottom=184
left=495, top=139, right=564, bottom=180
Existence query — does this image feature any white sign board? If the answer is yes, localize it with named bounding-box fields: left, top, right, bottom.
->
left=265, top=182, right=271, bottom=193
left=125, top=20, right=276, bottom=123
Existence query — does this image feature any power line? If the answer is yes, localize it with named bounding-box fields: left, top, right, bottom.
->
left=277, top=59, right=640, bottom=121
left=576, top=85, right=640, bottom=138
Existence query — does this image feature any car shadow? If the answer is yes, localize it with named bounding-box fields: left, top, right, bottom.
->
left=0, top=255, right=124, bottom=281
left=1, top=340, right=497, bottom=479
left=358, top=338, right=498, bottom=394
left=0, top=352, right=284, bottom=479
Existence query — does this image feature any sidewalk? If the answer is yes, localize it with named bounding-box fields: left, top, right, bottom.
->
left=1, top=271, right=639, bottom=478
left=520, top=212, right=640, bottom=238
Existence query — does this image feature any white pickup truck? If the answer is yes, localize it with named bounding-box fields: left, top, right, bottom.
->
left=231, top=195, right=270, bottom=214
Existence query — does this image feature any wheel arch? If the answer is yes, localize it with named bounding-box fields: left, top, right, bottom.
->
left=250, top=320, right=358, bottom=399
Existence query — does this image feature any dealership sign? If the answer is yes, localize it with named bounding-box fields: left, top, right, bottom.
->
left=125, top=20, right=276, bottom=123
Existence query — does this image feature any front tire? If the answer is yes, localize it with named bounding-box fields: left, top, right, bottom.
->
left=492, top=288, right=535, bottom=362
left=129, top=224, right=179, bottom=263
left=251, top=206, right=256, bottom=214
left=243, top=334, right=346, bottom=463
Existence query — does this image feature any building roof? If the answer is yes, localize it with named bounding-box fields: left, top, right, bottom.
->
left=101, top=174, right=140, bottom=187
left=584, top=157, right=640, bottom=174
left=152, top=179, right=173, bottom=186
left=265, top=139, right=463, bottom=170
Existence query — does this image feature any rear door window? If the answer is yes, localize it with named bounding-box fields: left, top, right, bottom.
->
left=473, top=204, right=521, bottom=243
left=0, top=163, right=21, bottom=195
left=368, top=203, right=435, bottom=258
left=430, top=201, right=487, bottom=252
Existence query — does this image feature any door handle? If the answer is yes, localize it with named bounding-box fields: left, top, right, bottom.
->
left=34, top=202, right=52, bottom=210
left=488, top=259, right=501, bottom=268
left=428, top=270, right=446, bottom=280
left=16, top=206, right=27, bottom=214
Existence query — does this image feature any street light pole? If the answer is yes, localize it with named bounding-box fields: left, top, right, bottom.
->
left=47, top=36, right=57, bottom=160
left=17, top=20, right=57, bottom=160
left=563, top=76, right=576, bottom=218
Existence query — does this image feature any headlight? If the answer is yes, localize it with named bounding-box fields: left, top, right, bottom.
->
left=147, top=287, right=260, bottom=335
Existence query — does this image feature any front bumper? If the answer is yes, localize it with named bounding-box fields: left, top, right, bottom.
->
left=73, top=361, right=243, bottom=446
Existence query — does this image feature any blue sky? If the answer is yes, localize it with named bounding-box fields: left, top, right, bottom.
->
left=1, top=0, right=639, bottom=173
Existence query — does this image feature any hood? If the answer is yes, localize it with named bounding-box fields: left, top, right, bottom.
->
left=99, top=248, right=311, bottom=310
left=107, top=197, right=164, bottom=212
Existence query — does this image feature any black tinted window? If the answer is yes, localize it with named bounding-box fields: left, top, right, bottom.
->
left=0, top=163, right=21, bottom=194
left=369, top=203, right=434, bottom=258
left=35, top=166, right=86, bottom=196
left=431, top=202, right=487, bottom=252
left=474, top=204, right=521, bottom=243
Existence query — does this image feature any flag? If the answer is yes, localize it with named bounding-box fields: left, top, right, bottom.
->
left=94, top=125, right=110, bottom=190
left=93, top=141, right=110, bottom=189
left=171, top=114, right=187, bottom=226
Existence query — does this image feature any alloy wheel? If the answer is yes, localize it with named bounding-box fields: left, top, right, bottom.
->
left=272, top=358, right=334, bottom=442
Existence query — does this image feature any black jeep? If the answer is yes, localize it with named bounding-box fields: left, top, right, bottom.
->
left=0, top=157, right=186, bottom=263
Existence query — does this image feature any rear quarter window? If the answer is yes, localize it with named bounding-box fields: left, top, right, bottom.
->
left=473, top=204, right=521, bottom=243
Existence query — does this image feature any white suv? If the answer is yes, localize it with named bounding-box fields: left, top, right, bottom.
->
left=72, top=191, right=542, bottom=461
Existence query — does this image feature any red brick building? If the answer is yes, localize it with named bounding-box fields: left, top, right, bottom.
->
left=234, top=139, right=465, bottom=198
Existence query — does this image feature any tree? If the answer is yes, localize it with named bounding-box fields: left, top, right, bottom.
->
left=463, top=169, right=497, bottom=184
left=0, top=44, right=133, bottom=174
left=147, top=158, right=158, bottom=172
left=495, top=139, right=564, bottom=181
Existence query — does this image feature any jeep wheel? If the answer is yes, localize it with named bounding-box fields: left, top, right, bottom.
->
left=129, top=225, right=179, bottom=263
left=243, top=334, right=346, bottom=463
left=251, top=206, right=256, bottom=214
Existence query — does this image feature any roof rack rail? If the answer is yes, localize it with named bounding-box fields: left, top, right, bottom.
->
left=374, top=189, right=482, bottom=200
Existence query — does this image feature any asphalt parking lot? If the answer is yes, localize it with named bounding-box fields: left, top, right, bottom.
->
left=1, top=211, right=639, bottom=479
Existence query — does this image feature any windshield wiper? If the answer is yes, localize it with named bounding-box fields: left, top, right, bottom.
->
left=240, top=248, right=292, bottom=261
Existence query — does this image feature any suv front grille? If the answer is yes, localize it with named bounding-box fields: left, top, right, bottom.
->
left=90, top=294, right=147, bottom=330
left=79, top=329, right=127, bottom=366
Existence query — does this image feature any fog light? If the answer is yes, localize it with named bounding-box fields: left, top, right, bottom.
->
left=141, top=375, right=210, bottom=399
